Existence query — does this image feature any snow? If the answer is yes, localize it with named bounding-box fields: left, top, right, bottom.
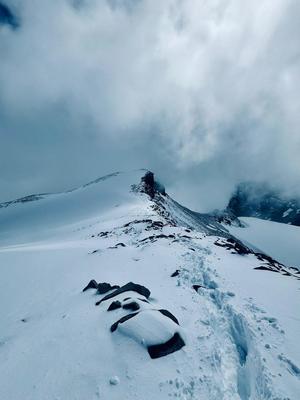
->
left=283, top=208, right=293, bottom=218
left=114, top=309, right=183, bottom=347
left=207, top=238, right=300, bottom=394
left=228, top=217, right=300, bottom=268
left=0, top=170, right=145, bottom=245
left=109, top=376, right=120, bottom=385
left=0, top=171, right=299, bottom=399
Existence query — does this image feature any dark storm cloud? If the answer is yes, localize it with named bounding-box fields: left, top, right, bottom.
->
left=0, top=0, right=299, bottom=210
left=0, top=2, right=19, bottom=28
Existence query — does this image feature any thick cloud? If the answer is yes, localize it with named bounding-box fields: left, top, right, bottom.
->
left=0, top=2, right=19, bottom=28
left=0, top=0, right=299, bottom=210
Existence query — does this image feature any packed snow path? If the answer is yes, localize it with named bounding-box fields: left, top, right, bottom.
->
left=0, top=171, right=299, bottom=399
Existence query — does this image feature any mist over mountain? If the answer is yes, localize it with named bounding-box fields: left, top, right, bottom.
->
left=1, top=0, right=300, bottom=209
left=226, top=182, right=300, bottom=226
left=1, top=2, right=300, bottom=397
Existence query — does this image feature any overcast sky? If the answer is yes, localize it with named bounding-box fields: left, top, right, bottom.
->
left=0, top=0, right=299, bottom=211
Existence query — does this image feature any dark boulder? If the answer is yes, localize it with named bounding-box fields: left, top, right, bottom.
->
left=82, top=279, right=98, bottom=292
left=97, top=283, right=120, bottom=295
left=192, top=285, right=203, bottom=292
left=110, top=312, right=139, bottom=332
left=98, top=231, right=109, bottom=237
left=107, top=301, right=122, bottom=311
left=158, top=309, right=179, bottom=325
left=96, top=282, right=151, bottom=305
left=123, top=301, right=140, bottom=311
left=109, top=243, right=126, bottom=249
left=148, top=332, right=185, bottom=359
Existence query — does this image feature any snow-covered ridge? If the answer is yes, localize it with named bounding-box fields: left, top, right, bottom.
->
left=0, top=170, right=145, bottom=244
left=0, top=171, right=122, bottom=208
left=0, top=169, right=230, bottom=244
left=0, top=170, right=299, bottom=400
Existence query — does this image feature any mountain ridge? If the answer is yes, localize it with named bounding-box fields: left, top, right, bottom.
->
left=0, top=169, right=299, bottom=400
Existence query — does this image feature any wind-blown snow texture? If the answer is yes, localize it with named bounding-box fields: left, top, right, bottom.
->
left=0, top=170, right=299, bottom=399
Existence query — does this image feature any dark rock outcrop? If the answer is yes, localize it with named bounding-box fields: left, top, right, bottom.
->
left=254, top=266, right=279, bottom=273
left=140, top=171, right=166, bottom=199
left=95, top=282, right=151, bottom=305
left=83, top=280, right=120, bottom=293
left=139, top=234, right=175, bottom=245
left=214, top=238, right=250, bottom=255
left=97, top=283, right=120, bottom=295
left=82, top=279, right=98, bottom=292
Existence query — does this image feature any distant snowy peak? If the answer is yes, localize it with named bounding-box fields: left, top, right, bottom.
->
left=226, top=182, right=300, bottom=227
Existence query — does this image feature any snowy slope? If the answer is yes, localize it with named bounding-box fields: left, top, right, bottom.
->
left=228, top=217, right=300, bottom=269
left=0, top=171, right=299, bottom=400
left=0, top=170, right=145, bottom=245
